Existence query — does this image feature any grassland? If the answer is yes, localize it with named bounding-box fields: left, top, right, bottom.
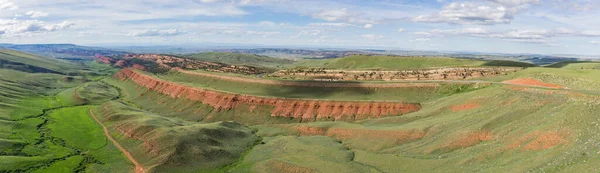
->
left=94, top=101, right=260, bottom=173
left=6, top=48, right=600, bottom=172
left=149, top=70, right=480, bottom=103
left=183, top=52, right=294, bottom=68
left=292, top=55, right=487, bottom=70
left=0, top=52, right=134, bottom=172
left=482, top=60, right=538, bottom=67
left=250, top=80, right=600, bottom=172
left=0, top=49, right=81, bottom=74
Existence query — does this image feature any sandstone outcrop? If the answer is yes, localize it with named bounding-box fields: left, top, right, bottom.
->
left=115, top=69, right=422, bottom=121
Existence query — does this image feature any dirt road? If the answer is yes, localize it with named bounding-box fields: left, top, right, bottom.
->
left=89, top=109, right=145, bottom=173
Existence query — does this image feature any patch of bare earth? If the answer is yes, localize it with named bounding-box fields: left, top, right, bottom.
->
left=291, top=126, right=425, bottom=143
left=503, top=78, right=565, bottom=89
left=443, top=131, right=493, bottom=149
left=451, top=103, right=481, bottom=112
left=505, top=131, right=570, bottom=150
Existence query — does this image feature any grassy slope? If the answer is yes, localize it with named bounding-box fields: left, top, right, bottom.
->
left=0, top=49, right=79, bottom=74
left=183, top=52, right=294, bottom=68
left=249, top=67, right=600, bottom=172
left=0, top=51, right=131, bottom=172
left=0, top=69, right=81, bottom=172
left=232, top=136, right=379, bottom=173
left=480, top=67, right=600, bottom=91
left=292, top=55, right=486, bottom=70
left=556, top=62, right=600, bottom=70
left=482, top=60, right=538, bottom=67
left=94, top=101, right=260, bottom=173
left=151, top=70, right=477, bottom=103
left=46, top=106, right=130, bottom=173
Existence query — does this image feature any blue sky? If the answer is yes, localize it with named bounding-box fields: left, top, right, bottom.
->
left=1, top=0, right=600, bottom=55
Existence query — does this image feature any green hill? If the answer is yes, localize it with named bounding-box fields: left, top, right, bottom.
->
left=0, top=49, right=79, bottom=74
left=95, top=101, right=260, bottom=172
left=292, top=55, right=486, bottom=70
left=183, top=52, right=294, bottom=68
left=482, top=60, right=538, bottom=67
left=544, top=60, right=600, bottom=70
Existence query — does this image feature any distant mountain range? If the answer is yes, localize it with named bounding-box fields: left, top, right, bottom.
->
left=0, top=44, right=128, bottom=60
left=0, top=43, right=596, bottom=65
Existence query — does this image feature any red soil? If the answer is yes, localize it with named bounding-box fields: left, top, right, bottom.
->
left=506, top=131, right=570, bottom=150
left=115, top=69, right=422, bottom=121
left=132, top=64, right=147, bottom=71
left=503, top=78, right=565, bottom=89
left=96, top=56, right=115, bottom=64
left=451, top=103, right=481, bottom=112
left=292, top=126, right=426, bottom=143
left=115, top=60, right=128, bottom=67
left=443, top=131, right=493, bottom=149
left=89, top=109, right=146, bottom=173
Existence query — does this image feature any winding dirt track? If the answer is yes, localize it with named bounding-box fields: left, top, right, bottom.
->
left=89, top=109, right=145, bottom=173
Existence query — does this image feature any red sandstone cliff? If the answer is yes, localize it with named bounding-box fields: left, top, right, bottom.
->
left=115, top=69, right=421, bottom=121
left=96, top=56, right=115, bottom=64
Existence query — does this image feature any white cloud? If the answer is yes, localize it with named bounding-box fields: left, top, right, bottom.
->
left=488, top=0, right=539, bottom=7
left=25, top=11, right=49, bottom=18
left=0, top=0, right=17, bottom=11
left=239, top=0, right=285, bottom=5
left=308, top=23, right=356, bottom=27
left=312, top=8, right=373, bottom=24
left=198, top=0, right=222, bottom=3
left=398, top=28, right=405, bottom=32
left=414, top=28, right=600, bottom=44
left=44, top=21, right=75, bottom=31
left=129, top=29, right=186, bottom=37
left=208, top=29, right=280, bottom=37
left=0, top=19, right=74, bottom=37
left=313, top=8, right=352, bottom=22
left=259, top=21, right=277, bottom=26
left=289, top=29, right=331, bottom=39
left=590, top=41, right=600, bottom=45
left=413, top=2, right=513, bottom=25
left=364, top=24, right=373, bottom=29
left=413, top=0, right=538, bottom=25
left=410, top=38, right=431, bottom=42
left=361, top=34, right=384, bottom=39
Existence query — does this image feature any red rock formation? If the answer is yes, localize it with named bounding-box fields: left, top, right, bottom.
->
left=132, top=64, right=147, bottom=70
left=115, top=69, right=421, bottom=121
left=96, top=56, right=115, bottom=64
left=115, top=60, right=128, bottom=67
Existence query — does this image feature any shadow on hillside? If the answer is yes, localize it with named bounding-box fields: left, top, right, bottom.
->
left=482, top=60, right=537, bottom=67
left=264, top=81, right=375, bottom=99
left=545, top=60, right=594, bottom=68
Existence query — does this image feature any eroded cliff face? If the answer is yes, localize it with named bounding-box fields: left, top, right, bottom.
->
left=115, top=68, right=421, bottom=122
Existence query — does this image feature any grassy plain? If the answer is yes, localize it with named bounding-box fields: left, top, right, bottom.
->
left=150, top=70, right=479, bottom=103
left=183, top=52, right=294, bottom=68
left=292, top=55, right=487, bottom=70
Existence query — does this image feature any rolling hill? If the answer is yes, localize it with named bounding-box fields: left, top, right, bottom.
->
left=0, top=44, right=127, bottom=60
left=292, top=55, right=537, bottom=70
left=4, top=48, right=600, bottom=172
left=292, top=55, right=486, bottom=70
left=0, top=49, right=80, bottom=75
left=182, top=52, right=294, bottom=68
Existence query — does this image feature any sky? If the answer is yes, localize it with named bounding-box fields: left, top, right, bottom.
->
left=1, top=0, right=600, bottom=55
